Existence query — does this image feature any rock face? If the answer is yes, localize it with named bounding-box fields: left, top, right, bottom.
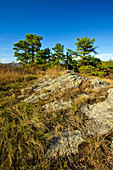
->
left=21, top=71, right=111, bottom=107
left=23, top=94, right=39, bottom=103
left=18, top=70, right=113, bottom=162
left=22, top=71, right=90, bottom=105
left=47, top=129, right=84, bottom=157
left=81, top=88, right=113, bottom=135
left=42, top=99, right=72, bottom=112
left=91, top=78, right=110, bottom=89
left=34, top=71, right=89, bottom=93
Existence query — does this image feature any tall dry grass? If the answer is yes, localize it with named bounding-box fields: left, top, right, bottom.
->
left=0, top=64, right=113, bottom=169
left=0, top=64, right=41, bottom=85
left=0, top=64, right=25, bottom=84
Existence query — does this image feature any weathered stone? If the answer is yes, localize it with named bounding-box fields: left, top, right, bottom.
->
left=23, top=94, right=38, bottom=103
left=19, top=70, right=113, bottom=164
left=23, top=71, right=90, bottom=103
left=91, top=79, right=111, bottom=89
left=39, top=93, right=48, bottom=99
left=42, top=99, right=72, bottom=112
left=21, top=71, right=111, bottom=119
left=81, top=88, right=113, bottom=135
left=75, top=79, right=83, bottom=88
left=21, top=85, right=37, bottom=94
left=47, top=129, right=84, bottom=158
left=17, top=94, right=27, bottom=99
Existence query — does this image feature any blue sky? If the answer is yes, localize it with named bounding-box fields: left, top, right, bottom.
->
left=0, top=0, right=113, bottom=63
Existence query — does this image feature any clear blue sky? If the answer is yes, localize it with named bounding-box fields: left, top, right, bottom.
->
left=0, top=0, right=113, bottom=63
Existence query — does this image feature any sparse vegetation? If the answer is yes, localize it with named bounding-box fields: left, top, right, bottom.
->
left=0, top=62, right=113, bottom=169
left=0, top=34, right=113, bottom=169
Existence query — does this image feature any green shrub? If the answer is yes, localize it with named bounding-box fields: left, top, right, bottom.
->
left=78, top=65, right=95, bottom=74
left=97, top=71, right=107, bottom=77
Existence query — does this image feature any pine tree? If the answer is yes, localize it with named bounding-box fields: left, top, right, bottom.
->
left=34, top=48, right=50, bottom=64
left=13, top=33, right=49, bottom=64
left=51, top=43, right=65, bottom=65
left=75, top=36, right=98, bottom=66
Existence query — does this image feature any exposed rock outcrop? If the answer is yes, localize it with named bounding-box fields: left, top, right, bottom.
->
left=21, top=71, right=111, bottom=105
left=47, top=129, right=84, bottom=157
left=42, top=99, right=72, bottom=112
left=81, top=88, right=113, bottom=135
left=20, top=71, right=91, bottom=106
left=17, top=70, right=113, bottom=163
left=91, top=78, right=110, bottom=89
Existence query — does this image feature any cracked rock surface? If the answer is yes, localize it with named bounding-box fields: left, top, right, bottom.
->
left=17, top=70, right=113, bottom=161
left=81, top=88, right=113, bottom=135
left=47, top=129, right=84, bottom=157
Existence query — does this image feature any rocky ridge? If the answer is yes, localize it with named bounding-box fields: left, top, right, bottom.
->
left=17, top=70, right=113, bottom=168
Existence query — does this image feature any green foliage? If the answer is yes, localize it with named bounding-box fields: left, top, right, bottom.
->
left=13, top=33, right=50, bottom=65
left=79, top=65, right=96, bottom=74
left=64, top=49, right=73, bottom=66
left=64, top=49, right=78, bottom=70
left=75, top=36, right=98, bottom=66
left=51, top=43, right=65, bottom=65
left=35, top=48, right=50, bottom=64
left=97, top=71, right=107, bottom=77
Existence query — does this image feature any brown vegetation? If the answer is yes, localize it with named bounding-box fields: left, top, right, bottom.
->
left=0, top=64, right=113, bottom=169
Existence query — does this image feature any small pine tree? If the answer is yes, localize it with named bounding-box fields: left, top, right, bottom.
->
left=75, top=36, right=98, bottom=66
left=51, top=43, right=65, bottom=65
left=13, top=33, right=50, bottom=65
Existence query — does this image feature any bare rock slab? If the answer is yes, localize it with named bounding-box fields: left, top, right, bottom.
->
left=47, top=129, right=84, bottom=158
left=81, top=88, right=113, bottom=135
left=91, top=79, right=110, bottom=89
left=42, top=99, right=72, bottom=112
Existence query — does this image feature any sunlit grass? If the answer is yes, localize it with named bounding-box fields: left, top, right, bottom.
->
left=0, top=64, right=113, bottom=169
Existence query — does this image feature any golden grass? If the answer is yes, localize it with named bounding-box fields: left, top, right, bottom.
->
left=44, top=65, right=66, bottom=78
left=0, top=64, right=113, bottom=169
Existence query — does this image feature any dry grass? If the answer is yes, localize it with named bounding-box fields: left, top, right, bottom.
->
left=0, top=64, right=113, bottom=169
left=44, top=65, right=66, bottom=78
left=0, top=64, right=25, bottom=83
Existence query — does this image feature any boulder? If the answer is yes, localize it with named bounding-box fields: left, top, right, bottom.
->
left=81, top=88, right=113, bottom=135
left=47, top=129, right=84, bottom=158
left=91, top=79, right=110, bottom=89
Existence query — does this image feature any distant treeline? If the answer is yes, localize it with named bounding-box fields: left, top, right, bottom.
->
left=12, top=33, right=113, bottom=77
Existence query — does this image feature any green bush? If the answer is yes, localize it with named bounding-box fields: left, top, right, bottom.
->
left=97, top=71, right=107, bottom=77
left=78, top=65, right=95, bottom=75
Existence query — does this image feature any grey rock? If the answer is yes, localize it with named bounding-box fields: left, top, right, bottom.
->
left=39, top=93, right=48, bottom=99
left=75, top=79, right=83, bottom=88
left=22, top=71, right=112, bottom=122
left=42, top=99, right=72, bottom=112
left=34, top=72, right=89, bottom=94
left=23, top=94, right=38, bottom=103
left=91, top=79, right=111, bottom=89
left=17, top=94, right=27, bottom=99
left=23, top=71, right=91, bottom=103
left=47, top=129, right=84, bottom=158
left=81, top=88, right=113, bottom=135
